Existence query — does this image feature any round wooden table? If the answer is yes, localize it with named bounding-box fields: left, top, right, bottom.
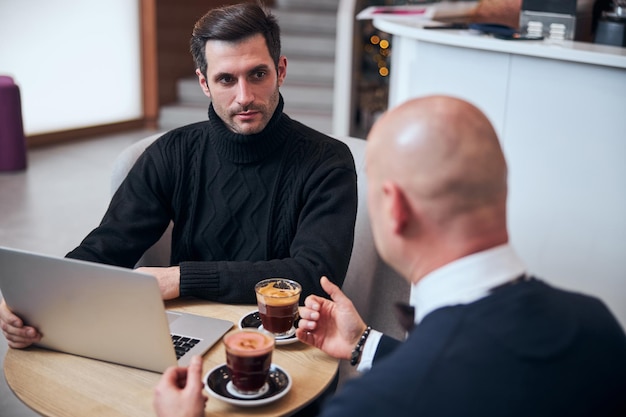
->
left=3, top=298, right=338, bottom=417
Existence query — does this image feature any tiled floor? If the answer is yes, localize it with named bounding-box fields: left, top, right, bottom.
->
left=0, top=128, right=160, bottom=416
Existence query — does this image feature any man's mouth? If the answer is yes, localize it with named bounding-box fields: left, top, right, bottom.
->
left=235, top=110, right=259, bottom=120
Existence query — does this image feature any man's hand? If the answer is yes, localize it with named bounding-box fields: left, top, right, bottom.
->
left=0, top=299, right=41, bottom=348
left=296, top=276, right=367, bottom=361
left=137, top=266, right=181, bottom=300
left=153, top=355, right=207, bottom=417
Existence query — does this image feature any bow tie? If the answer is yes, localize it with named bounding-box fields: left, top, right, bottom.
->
left=394, top=302, right=416, bottom=332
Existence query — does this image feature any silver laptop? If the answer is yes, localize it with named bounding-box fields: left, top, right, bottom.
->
left=0, top=246, right=233, bottom=373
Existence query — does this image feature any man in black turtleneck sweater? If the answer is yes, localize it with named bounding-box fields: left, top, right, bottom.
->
left=0, top=3, right=358, bottom=351
left=64, top=4, right=357, bottom=304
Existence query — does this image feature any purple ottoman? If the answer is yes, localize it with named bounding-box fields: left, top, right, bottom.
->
left=0, top=75, right=27, bottom=171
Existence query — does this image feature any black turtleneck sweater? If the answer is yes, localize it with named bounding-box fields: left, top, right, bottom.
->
left=66, top=98, right=357, bottom=303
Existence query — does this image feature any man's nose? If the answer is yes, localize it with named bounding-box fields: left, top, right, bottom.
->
left=236, top=80, right=254, bottom=107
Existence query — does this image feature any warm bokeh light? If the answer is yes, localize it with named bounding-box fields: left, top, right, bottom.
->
left=362, top=26, right=392, bottom=82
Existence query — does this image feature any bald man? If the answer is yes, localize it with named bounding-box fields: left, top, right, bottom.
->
left=153, top=96, right=626, bottom=417
left=296, top=96, right=626, bottom=416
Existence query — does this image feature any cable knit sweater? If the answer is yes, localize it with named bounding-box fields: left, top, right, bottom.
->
left=67, top=97, right=357, bottom=303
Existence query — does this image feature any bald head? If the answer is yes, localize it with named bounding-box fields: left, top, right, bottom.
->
left=365, top=96, right=509, bottom=280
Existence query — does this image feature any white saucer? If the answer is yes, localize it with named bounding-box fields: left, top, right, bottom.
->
left=238, top=310, right=299, bottom=345
left=204, top=363, right=291, bottom=407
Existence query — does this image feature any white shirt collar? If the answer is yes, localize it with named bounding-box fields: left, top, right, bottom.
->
left=410, top=243, right=526, bottom=324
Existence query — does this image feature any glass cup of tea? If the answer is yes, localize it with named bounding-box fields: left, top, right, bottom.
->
left=254, top=278, right=302, bottom=338
left=223, top=328, right=275, bottom=396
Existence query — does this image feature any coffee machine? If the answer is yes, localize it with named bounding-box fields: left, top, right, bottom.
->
left=595, top=0, right=626, bottom=46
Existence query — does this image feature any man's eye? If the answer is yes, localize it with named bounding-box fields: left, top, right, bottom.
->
left=219, top=76, right=234, bottom=84
left=253, top=71, right=266, bottom=80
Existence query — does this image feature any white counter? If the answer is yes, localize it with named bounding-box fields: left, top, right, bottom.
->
left=374, top=17, right=626, bottom=329
left=374, top=18, right=626, bottom=68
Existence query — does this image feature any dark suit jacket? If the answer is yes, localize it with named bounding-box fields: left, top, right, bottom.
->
left=319, top=279, right=626, bottom=416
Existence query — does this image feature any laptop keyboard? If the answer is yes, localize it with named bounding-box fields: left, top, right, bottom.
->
left=171, top=334, right=201, bottom=359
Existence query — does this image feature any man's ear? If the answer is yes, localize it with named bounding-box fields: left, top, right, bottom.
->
left=383, top=182, right=410, bottom=235
left=195, top=69, right=211, bottom=99
left=277, top=56, right=287, bottom=87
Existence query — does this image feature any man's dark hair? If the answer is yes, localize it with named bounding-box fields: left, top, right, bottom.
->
left=190, top=2, right=281, bottom=77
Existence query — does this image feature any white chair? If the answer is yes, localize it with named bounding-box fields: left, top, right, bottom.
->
left=332, top=136, right=409, bottom=386
left=110, top=133, right=409, bottom=383
left=110, top=132, right=171, bottom=267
